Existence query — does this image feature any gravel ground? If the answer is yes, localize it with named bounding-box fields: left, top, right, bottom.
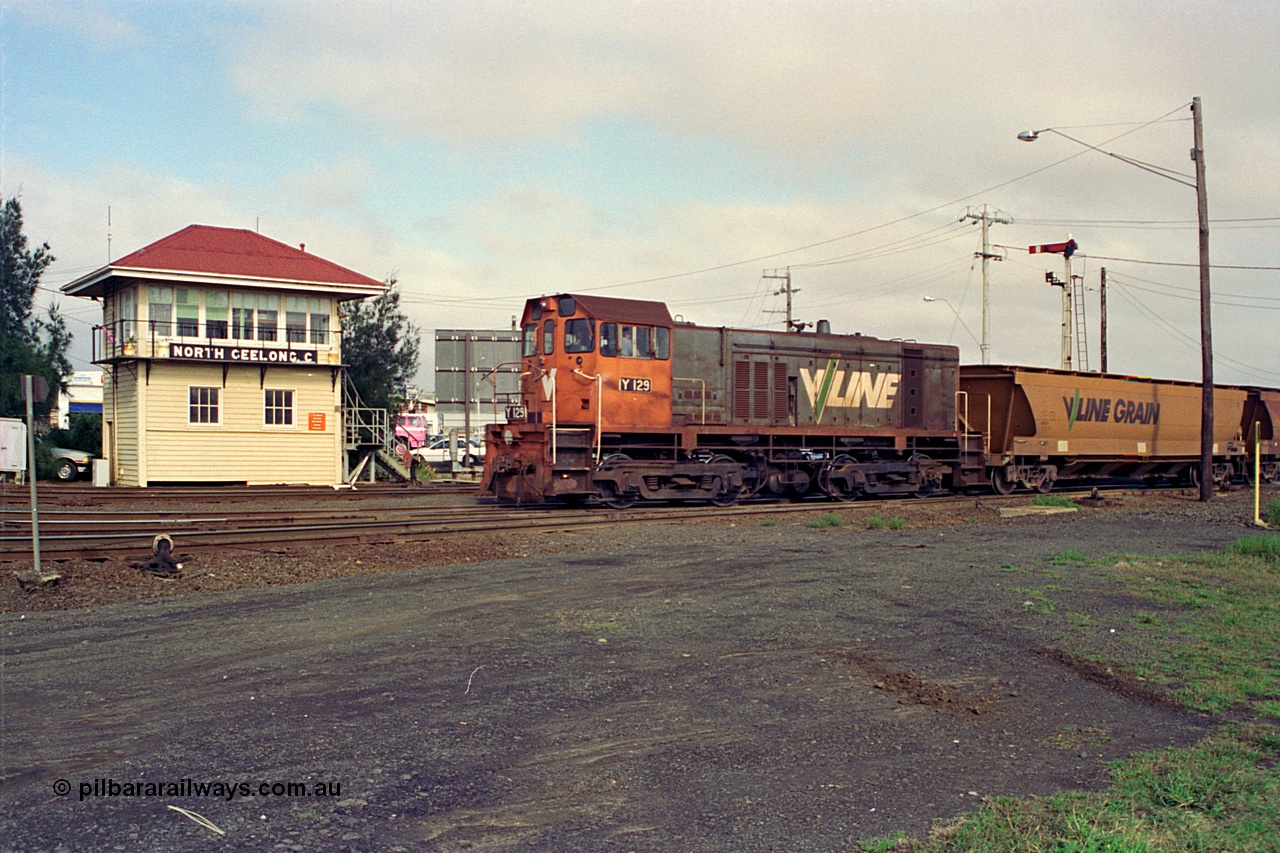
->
left=1, top=486, right=1274, bottom=851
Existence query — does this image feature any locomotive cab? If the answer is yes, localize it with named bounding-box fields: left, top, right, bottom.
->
left=482, top=293, right=678, bottom=503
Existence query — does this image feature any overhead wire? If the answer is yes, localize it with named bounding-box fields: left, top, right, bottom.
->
left=1107, top=279, right=1280, bottom=382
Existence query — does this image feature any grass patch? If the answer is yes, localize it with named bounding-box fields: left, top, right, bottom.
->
left=1223, top=533, right=1280, bottom=563
left=888, top=517, right=908, bottom=530
left=1266, top=497, right=1280, bottom=527
left=806, top=512, right=845, bottom=529
left=866, top=515, right=886, bottom=530
left=1030, top=493, right=1077, bottom=508
left=1049, top=549, right=1093, bottom=566
left=760, top=519, right=778, bottom=527
left=1067, top=612, right=1093, bottom=630
left=860, top=725, right=1280, bottom=852
left=862, top=537, right=1280, bottom=852
left=1007, top=586, right=1055, bottom=615
left=1102, top=536, right=1280, bottom=714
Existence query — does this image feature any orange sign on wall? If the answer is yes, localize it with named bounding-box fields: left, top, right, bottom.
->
left=307, top=412, right=326, bottom=431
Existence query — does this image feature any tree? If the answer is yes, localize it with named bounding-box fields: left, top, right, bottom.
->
left=1, top=196, right=70, bottom=419
left=339, top=277, right=420, bottom=413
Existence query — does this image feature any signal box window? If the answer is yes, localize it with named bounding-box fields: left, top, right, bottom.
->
left=257, top=294, right=279, bottom=342
left=206, top=291, right=229, bottom=340
left=543, top=319, right=555, bottom=355
left=189, top=386, right=220, bottom=425
left=564, top=318, right=594, bottom=353
left=149, top=285, right=173, bottom=336
left=231, top=292, right=255, bottom=340
left=264, top=389, right=295, bottom=426
left=522, top=323, right=538, bottom=357
left=176, top=288, right=199, bottom=336
left=601, top=323, right=669, bottom=359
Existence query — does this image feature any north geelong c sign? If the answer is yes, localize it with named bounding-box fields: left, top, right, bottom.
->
left=168, top=344, right=319, bottom=364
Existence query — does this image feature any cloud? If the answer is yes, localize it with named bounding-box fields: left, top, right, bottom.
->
left=6, top=0, right=143, bottom=49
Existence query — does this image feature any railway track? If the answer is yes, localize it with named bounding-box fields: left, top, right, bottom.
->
left=0, top=483, right=1150, bottom=564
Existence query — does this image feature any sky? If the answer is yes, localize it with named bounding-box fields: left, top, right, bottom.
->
left=4, top=0, right=1279, bottom=392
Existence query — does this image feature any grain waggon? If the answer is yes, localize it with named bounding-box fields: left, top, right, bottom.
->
left=956, top=365, right=1269, bottom=492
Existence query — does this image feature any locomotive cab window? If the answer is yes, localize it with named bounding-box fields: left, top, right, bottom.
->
left=522, top=323, right=538, bottom=357
left=564, top=318, right=594, bottom=353
left=543, top=319, right=555, bottom=355
left=599, top=323, right=669, bottom=359
left=557, top=296, right=576, bottom=316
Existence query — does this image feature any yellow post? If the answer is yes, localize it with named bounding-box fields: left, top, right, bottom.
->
left=1255, top=422, right=1268, bottom=528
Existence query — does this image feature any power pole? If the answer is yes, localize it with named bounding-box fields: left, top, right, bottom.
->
left=960, top=205, right=1010, bottom=364
left=1099, top=268, right=1108, bottom=373
left=1193, top=96, right=1213, bottom=502
left=763, top=268, right=808, bottom=332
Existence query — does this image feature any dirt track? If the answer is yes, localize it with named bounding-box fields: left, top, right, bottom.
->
left=0, top=489, right=1268, bottom=851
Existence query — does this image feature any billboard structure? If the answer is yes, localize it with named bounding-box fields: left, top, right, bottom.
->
left=434, top=330, right=522, bottom=437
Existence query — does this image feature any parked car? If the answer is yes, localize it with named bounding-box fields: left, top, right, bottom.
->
left=411, top=436, right=486, bottom=467
left=50, top=447, right=94, bottom=481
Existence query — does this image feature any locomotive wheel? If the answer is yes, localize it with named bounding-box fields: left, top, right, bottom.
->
left=819, top=454, right=857, bottom=501
left=600, top=487, right=637, bottom=510
left=990, top=466, right=1016, bottom=495
left=597, top=453, right=636, bottom=509
left=909, top=454, right=935, bottom=498
left=1035, top=475, right=1054, bottom=495
left=706, top=455, right=742, bottom=507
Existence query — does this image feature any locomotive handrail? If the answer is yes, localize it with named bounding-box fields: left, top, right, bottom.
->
left=573, top=369, right=604, bottom=461
left=481, top=361, right=527, bottom=425
left=674, top=377, right=707, bottom=424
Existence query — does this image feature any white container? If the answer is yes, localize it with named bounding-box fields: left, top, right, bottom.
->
left=93, top=458, right=111, bottom=487
left=0, top=417, right=27, bottom=476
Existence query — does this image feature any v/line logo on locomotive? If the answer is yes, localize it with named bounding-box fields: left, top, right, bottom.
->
left=801, top=358, right=901, bottom=423
left=1063, top=389, right=1162, bottom=430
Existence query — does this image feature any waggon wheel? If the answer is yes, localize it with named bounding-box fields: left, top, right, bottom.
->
left=990, top=466, right=1016, bottom=495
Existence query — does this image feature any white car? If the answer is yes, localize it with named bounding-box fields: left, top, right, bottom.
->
left=411, top=436, right=486, bottom=467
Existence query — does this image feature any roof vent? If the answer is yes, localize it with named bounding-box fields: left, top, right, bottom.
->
left=299, top=243, right=306, bottom=252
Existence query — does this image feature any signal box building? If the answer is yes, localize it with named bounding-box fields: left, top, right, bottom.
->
left=63, top=225, right=386, bottom=486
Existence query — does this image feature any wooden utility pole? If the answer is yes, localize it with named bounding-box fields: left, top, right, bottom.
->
left=960, top=206, right=1010, bottom=364
left=763, top=269, right=807, bottom=332
left=1193, top=96, right=1213, bottom=502
left=1099, top=268, right=1108, bottom=373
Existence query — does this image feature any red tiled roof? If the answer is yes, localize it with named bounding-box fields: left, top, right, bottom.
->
left=111, top=224, right=384, bottom=288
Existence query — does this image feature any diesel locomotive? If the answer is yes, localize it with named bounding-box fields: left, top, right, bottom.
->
left=480, top=293, right=1278, bottom=506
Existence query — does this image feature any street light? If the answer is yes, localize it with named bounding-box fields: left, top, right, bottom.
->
left=922, top=296, right=983, bottom=355
left=1019, top=98, right=1213, bottom=502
